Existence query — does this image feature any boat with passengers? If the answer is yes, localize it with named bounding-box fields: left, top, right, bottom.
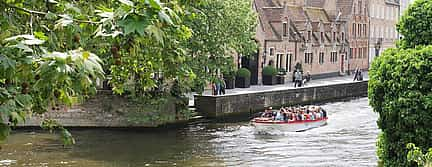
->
left=251, top=105, right=328, bottom=132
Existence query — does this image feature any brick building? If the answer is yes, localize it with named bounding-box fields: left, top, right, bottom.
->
left=252, top=0, right=369, bottom=84
left=368, top=0, right=399, bottom=66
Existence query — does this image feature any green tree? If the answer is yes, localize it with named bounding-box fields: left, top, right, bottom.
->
left=397, top=0, right=432, bottom=48
left=370, top=0, right=432, bottom=166
left=369, top=46, right=432, bottom=166
left=407, top=143, right=432, bottom=167
left=182, top=0, right=257, bottom=93
left=0, top=0, right=257, bottom=144
left=0, top=0, right=190, bottom=143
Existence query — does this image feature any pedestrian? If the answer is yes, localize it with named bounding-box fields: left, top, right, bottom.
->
left=358, top=70, right=363, bottom=81
left=294, top=70, right=302, bottom=87
left=212, top=82, right=217, bottom=95
left=303, top=71, right=311, bottom=86
left=353, top=67, right=359, bottom=81
left=215, top=80, right=221, bottom=95
left=220, top=77, right=226, bottom=95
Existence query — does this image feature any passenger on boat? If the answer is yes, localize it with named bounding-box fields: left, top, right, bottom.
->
left=275, top=110, right=284, bottom=121
left=261, top=107, right=274, bottom=118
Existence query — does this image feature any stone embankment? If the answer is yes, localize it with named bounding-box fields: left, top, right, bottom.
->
left=195, top=80, right=368, bottom=118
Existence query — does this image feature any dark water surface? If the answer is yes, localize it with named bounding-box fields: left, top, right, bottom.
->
left=0, top=98, right=378, bottom=167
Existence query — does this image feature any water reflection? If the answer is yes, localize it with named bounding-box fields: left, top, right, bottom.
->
left=1, top=98, right=378, bottom=167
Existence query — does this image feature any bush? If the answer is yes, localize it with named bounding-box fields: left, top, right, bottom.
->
left=236, top=68, right=251, bottom=78
left=223, top=69, right=237, bottom=79
left=262, top=66, right=277, bottom=76
left=397, top=0, right=432, bottom=48
left=368, top=46, right=432, bottom=167
left=407, top=143, right=432, bottom=167
left=278, top=68, right=287, bottom=75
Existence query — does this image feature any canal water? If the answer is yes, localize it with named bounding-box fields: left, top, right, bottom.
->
left=0, top=98, right=379, bottom=167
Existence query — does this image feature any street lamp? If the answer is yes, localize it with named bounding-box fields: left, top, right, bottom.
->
left=375, top=38, right=383, bottom=58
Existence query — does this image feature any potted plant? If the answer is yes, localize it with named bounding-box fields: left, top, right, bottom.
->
left=277, top=68, right=286, bottom=84
left=235, top=68, right=251, bottom=88
left=223, top=70, right=236, bottom=89
left=262, top=66, right=277, bottom=85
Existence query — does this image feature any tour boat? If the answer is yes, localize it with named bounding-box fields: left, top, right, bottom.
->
left=251, top=108, right=328, bottom=132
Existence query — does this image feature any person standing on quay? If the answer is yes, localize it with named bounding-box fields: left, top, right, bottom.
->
left=353, top=67, right=359, bottom=81
left=294, top=70, right=302, bottom=88
left=218, top=75, right=226, bottom=95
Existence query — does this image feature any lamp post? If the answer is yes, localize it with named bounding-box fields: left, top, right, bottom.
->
left=375, top=38, right=382, bottom=58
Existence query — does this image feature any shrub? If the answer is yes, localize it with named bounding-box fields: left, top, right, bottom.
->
left=368, top=46, right=432, bottom=166
left=397, top=0, right=432, bottom=48
left=262, top=66, right=277, bottom=76
left=236, top=68, right=251, bottom=78
left=278, top=68, right=287, bottom=75
left=407, top=143, right=432, bottom=167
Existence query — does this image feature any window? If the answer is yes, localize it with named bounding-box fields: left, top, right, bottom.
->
left=308, top=31, right=311, bottom=41
left=319, top=52, right=324, bottom=64
left=304, top=52, right=313, bottom=64
left=276, top=54, right=283, bottom=68
left=333, top=32, right=336, bottom=41
left=269, top=48, right=274, bottom=57
left=359, top=1, right=362, bottom=14
left=341, top=32, right=345, bottom=41
left=364, top=48, right=367, bottom=59
left=286, top=53, right=292, bottom=72
left=330, top=52, right=338, bottom=63
left=363, top=24, right=367, bottom=36
left=353, top=48, right=356, bottom=59
left=358, top=24, right=361, bottom=37
left=359, top=48, right=362, bottom=59
left=349, top=48, right=353, bottom=59
left=283, top=22, right=287, bottom=37
left=321, top=32, right=324, bottom=43
left=353, top=23, right=356, bottom=37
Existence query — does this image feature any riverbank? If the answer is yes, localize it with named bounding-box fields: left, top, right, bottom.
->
left=195, top=73, right=369, bottom=118
left=18, top=73, right=368, bottom=128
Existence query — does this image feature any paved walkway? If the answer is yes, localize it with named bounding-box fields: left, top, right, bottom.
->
left=187, top=72, right=368, bottom=106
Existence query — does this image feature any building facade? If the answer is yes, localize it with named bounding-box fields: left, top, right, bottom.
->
left=400, top=0, right=411, bottom=16
left=368, top=0, right=399, bottom=66
left=254, top=0, right=350, bottom=83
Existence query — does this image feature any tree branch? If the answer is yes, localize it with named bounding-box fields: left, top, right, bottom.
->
left=1, top=1, right=99, bottom=24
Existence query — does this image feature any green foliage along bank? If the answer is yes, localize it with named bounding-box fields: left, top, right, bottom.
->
left=369, top=46, right=432, bottom=166
left=397, top=0, right=432, bottom=49
left=0, top=0, right=257, bottom=144
left=369, top=0, right=432, bottom=166
left=407, top=143, right=432, bottom=167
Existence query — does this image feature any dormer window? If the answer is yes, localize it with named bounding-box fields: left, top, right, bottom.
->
left=269, top=48, right=274, bottom=57
left=283, top=22, right=288, bottom=37
left=321, top=32, right=324, bottom=43
left=333, top=32, right=336, bottom=41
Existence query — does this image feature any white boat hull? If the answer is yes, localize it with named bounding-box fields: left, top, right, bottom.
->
left=251, top=118, right=327, bottom=132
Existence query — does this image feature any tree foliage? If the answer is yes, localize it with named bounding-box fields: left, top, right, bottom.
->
left=407, top=143, right=432, bottom=167
left=369, top=46, right=432, bottom=166
left=0, top=0, right=257, bottom=143
left=370, top=1, right=432, bottom=166
left=397, top=0, right=432, bottom=48
left=182, top=0, right=257, bottom=93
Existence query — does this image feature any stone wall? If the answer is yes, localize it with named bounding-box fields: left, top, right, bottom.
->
left=20, top=91, right=177, bottom=128
left=195, top=81, right=368, bottom=118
